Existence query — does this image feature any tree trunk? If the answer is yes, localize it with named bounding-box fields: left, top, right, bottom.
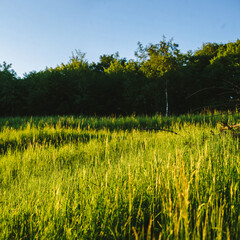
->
left=165, top=87, right=168, bottom=117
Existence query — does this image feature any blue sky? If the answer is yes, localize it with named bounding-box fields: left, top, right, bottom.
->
left=0, top=0, right=239, bottom=77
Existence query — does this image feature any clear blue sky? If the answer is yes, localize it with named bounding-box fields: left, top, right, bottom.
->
left=0, top=0, right=239, bottom=77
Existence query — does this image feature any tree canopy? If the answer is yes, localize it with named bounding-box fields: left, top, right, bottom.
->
left=0, top=38, right=239, bottom=116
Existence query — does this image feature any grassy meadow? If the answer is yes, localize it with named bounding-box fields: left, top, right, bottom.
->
left=0, top=114, right=240, bottom=239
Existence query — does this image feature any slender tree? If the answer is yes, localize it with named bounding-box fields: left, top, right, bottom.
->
left=135, top=37, right=182, bottom=115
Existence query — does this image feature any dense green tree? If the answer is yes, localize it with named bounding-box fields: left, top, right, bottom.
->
left=104, top=58, right=146, bottom=114
left=91, top=53, right=119, bottom=72
left=0, top=62, right=20, bottom=115
left=207, top=40, right=240, bottom=110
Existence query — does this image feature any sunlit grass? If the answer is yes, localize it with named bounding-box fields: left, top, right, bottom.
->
left=0, top=114, right=239, bottom=239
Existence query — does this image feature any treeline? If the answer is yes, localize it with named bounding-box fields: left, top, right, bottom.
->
left=0, top=38, right=240, bottom=116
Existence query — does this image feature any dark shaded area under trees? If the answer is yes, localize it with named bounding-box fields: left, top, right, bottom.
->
left=0, top=38, right=240, bottom=117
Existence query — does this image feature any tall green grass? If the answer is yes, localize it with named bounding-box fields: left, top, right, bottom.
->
left=0, top=114, right=239, bottom=239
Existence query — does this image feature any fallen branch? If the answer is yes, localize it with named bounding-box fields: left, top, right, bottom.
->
left=143, top=128, right=179, bottom=135
left=220, top=123, right=240, bottom=131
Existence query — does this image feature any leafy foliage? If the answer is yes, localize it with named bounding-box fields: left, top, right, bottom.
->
left=0, top=39, right=240, bottom=116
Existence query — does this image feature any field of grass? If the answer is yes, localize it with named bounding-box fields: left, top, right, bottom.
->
left=0, top=114, right=239, bottom=239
